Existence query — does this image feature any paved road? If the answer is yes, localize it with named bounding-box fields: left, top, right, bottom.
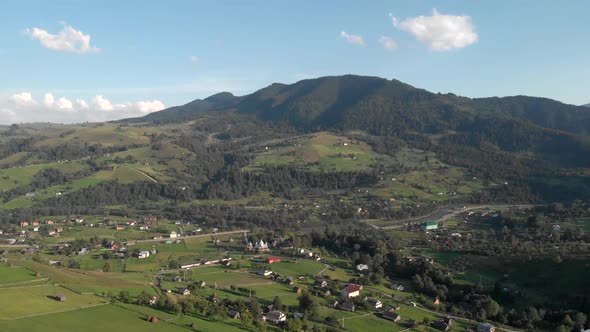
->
left=134, top=229, right=250, bottom=243
left=368, top=204, right=536, bottom=230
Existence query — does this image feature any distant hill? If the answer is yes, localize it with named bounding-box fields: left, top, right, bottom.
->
left=583, top=103, right=590, bottom=107
left=126, top=75, right=590, bottom=135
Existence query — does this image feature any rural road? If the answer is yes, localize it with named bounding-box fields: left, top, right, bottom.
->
left=368, top=204, right=536, bottom=230
left=133, top=229, right=250, bottom=243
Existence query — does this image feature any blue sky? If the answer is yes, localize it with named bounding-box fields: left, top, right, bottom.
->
left=1, top=0, right=589, bottom=123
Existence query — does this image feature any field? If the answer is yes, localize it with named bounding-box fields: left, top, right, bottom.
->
left=0, top=304, right=193, bottom=332
left=0, top=263, right=39, bottom=284
left=247, top=132, right=384, bottom=172
left=268, top=259, right=325, bottom=277
left=0, top=285, right=105, bottom=319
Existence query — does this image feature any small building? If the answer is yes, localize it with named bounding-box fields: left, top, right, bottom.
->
left=337, top=302, right=355, bottom=312
left=138, top=251, right=150, bottom=259
left=228, top=310, right=240, bottom=319
left=391, top=283, right=405, bottom=291
left=477, top=323, right=496, bottom=332
left=356, top=264, right=369, bottom=272
left=367, top=298, right=383, bottom=309
left=148, top=295, right=158, bottom=306
left=78, top=248, right=88, bottom=256
left=341, top=284, right=363, bottom=298
left=257, top=269, right=272, bottom=277
left=265, top=310, right=286, bottom=324
left=170, top=231, right=178, bottom=239
left=255, top=239, right=270, bottom=253
left=267, top=257, right=281, bottom=264
left=315, top=279, right=328, bottom=288
left=432, top=320, right=450, bottom=331
left=420, top=221, right=439, bottom=231
left=177, top=288, right=190, bottom=296
left=382, top=312, right=401, bottom=322
left=55, top=294, right=67, bottom=302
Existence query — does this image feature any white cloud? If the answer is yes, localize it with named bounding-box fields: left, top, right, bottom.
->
left=76, top=99, right=89, bottom=109
left=378, top=36, right=398, bottom=50
left=340, top=31, right=365, bottom=46
left=55, top=97, right=74, bottom=111
left=190, top=55, right=200, bottom=64
left=25, top=23, right=100, bottom=54
left=10, top=92, right=36, bottom=106
left=0, top=92, right=166, bottom=124
left=43, top=93, right=55, bottom=106
left=91, top=95, right=114, bottom=111
left=393, top=9, right=478, bottom=51
left=134, top=100, right=166, bottom=113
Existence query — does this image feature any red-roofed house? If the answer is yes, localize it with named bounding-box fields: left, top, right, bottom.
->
left=267, top=257, right=281, bottom=264
left=341, top=284, right=363, bottom=298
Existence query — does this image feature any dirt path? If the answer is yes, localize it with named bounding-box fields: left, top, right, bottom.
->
left=128, top=167, right=158, bottom=183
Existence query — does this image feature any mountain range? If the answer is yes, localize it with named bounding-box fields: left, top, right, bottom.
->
left=123, top=75, right=590, bottom=169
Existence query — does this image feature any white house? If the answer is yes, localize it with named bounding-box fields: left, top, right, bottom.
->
left=138, top=251, right=150, bottom=259
left=356, top=264, right=369, bottom=272
left=341, top=284, right=363, bottom=298
left=170, top=231, right=178, bottom=239
left=265, top=310, right=286, bottom=324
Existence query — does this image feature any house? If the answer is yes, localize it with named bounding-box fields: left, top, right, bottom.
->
left=257, top=269, right=273, bottom=277
left=228, top=310, right=240, bottom=319
left=432, top=320, right=450, bottom=331
left=330, top=300, right=339, bottom=308
left=293, top=312, right=304, bottom=319
left=420, top=221, right=439, bottom=231
left=148, top=295, right=158, bottom=306
left=337, top=302, right=355, bottom=312
left=391, top=283, right=405, bottom=291
left=173, top=276, right=183, bottom=282
left=367, top=298, right=383, bottom=309
left=315, top=279, right=328, bottom=288
left=177, top=288, right=190, bottom=296
left=78, top=248, right=89, bottom=255
left=382, top=312, right=401, bottom=322
left=265, top=310, right=286, bottom=324
left=48, top=230, right=57, bottom=236
left=55, top=294, right=67, bottom=302
left=267, top=257, right=281, bottom=264
left=115, top=225, right=125, bottom=230
left=45, top=220, right=54, bottom=225
left=552, top=224, right=561, bottom=232
left=477, top=323, right=496, bottom=332
left=433, top=298, right=441, bottom=305
left=31, top=221, right=39, bottom=226
left=169, top=231, right=178, bottom=239
left=20, top=221, right=29, bottom=227
left=341, top=284, right=363, bottom=298
left=138, top=251, right=150, bottom=259
left=356, top=264, right=369, bottom=272
left=25, top=192, right=36, bottom=198
left=294, top=286, right=303, bottom=294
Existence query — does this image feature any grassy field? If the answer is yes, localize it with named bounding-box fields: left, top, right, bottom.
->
left=0, top=263, right=39, bottom=284
left=268, top=259, right=324, bottom=277
left=248, top=132, right=384, bottom=172
left=0, top=304, right=194, bottom=332
left=0, top=285, right=106, bottom=319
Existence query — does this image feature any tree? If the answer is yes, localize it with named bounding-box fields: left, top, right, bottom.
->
left=298, top=292, right=317, bottom=314
left=272, top=296, right=283, bottom=310
left=102, top=261, right=112, bottom=272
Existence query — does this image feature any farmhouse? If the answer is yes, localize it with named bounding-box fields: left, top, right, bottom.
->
left=138, top=251, right=150, bottom=259
left=78, top=248, right=88, bottom=255
left=337, top=302, right=355, bottom=312
left=265, top=310, right=286, bottom=324
left=341, top=284, right=363, bottom=298
left=315, top=278, right=328, bottom=288
left=55, top=294, right=67, bottom=302
left=356, top=263, right=369, bottom=272
left=267, top=257, right=281, bottom=264
left=367, top=298, right=383, bottom=309
left=228, top=310, right=240, bottom=319
left=382, top=312, right=401, bottom=322
left=477, top=323, right=496, bottom=332
left=177, top=288, right=190, bottom=296
left=170, top=231, right=178, bottom=238
left=420, top=221, right=439, bottom=231
left=148, top=295, right=158, bottom=305
left=257, top=269, right=273, bottom=277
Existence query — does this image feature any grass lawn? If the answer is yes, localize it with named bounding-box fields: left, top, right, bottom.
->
left=0, top=263, right=39, bottom=284
left=191, top=266, right=270, bottom=288
left=0, top=304, right=189, bottom=332
left=0, top=285, right=106, bottom=319
left=268, top=259, right=324, bottom=277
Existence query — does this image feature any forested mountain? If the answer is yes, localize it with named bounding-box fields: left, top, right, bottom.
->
left=124, top=75, right=590, bottom=169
